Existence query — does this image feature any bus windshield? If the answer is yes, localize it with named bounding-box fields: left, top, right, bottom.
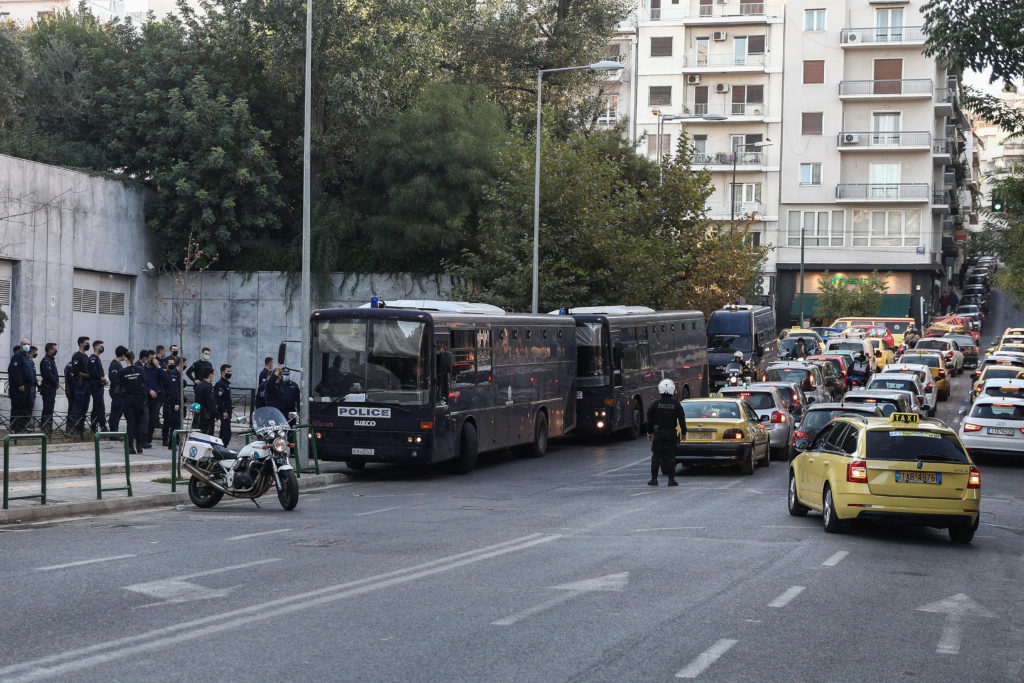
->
left=707, top=313, right=752, bottom=352
left=312, top=318, right=430, bottom=405
left=576, top=322, right=610, bottom=387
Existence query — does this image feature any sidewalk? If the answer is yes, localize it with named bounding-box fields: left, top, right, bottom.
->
left=1, top=441, right=350, bottom=524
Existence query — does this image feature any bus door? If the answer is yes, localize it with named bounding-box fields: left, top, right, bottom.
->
left=433, top=331, right=457, bottom=460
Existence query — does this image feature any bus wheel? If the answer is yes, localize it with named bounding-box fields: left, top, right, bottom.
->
left=523, top=412, right=548, bottom=458
left=628, top=402, right=642, bottom=440
left=448, top=423, right=478, bottom=474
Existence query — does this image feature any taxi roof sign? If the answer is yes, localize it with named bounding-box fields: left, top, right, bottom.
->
left=890, top=412, right=920, bottom=425
left=709, top=392, right=724, bottom=398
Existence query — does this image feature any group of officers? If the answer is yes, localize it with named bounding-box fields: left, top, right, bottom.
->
left=5, top=338, right=303, bottom=455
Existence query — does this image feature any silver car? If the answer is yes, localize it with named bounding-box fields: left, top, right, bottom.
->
left=865, top=374, right=929, bottom=417
left=720, top=385, right=794, bottom=460
left=959, top=397, right=1024, bottom=457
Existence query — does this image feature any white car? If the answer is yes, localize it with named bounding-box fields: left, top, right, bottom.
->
left=824, top=338, right=877, bottom=372
left=719, top=385, right=794, bottom=460
left=972, top=377, right=1024, bottom=403
left=881, top=363, right=937, bottom=415
left=914, top=338, right=964, bottom=376
left=868, top=372, right=931, bottom=417
left=959, top=396, right=1024, bottom=457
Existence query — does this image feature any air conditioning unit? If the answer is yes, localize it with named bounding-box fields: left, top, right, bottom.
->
left=716, top=83, right=729, bottom=93
left=843, top=133, right=860, bottom=144
left=687, top=74, right=701, bottom=84
left=716, top=0, right=727, bottom=4
left=844, top=32, right=860, bottom=44
left=713, top=31, right=727, bottom=41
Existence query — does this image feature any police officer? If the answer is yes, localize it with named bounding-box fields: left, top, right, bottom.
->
left=256, top=357, right=273, bottom=409
left=214, top=364, right=233, bottom=446
left=194, top=367, right=218, bottom=436
left=87, top=340, right=109, bottom=432
left=39, top=342, right=60, bottom=434
left=162, top=357, right=181, bottom=446
left=850, top=352, right=872, bottom=385
left=119, top=351, right=146, bottom=454
left=134, top=350, right=151, bottom=443
left=186, top=347, right=213, bottom=386
left=645, top=379, right=687, bottom=486
left=903, top=324, right=921, bottom=349
left=69, top=336, right=92, bottom=434
left=108, top=346, right=127, bottom=432
left=8, top=338, right=37, bottom=433
left=143, top=351, right=163, bottom=447
left=266, top=366, right=300, bottom=419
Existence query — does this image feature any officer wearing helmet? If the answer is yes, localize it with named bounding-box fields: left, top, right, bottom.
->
left=903, top=324, right=921, bottom=349
left=645, top=379, right=687, bottom=486
left=850, top=351, right=872, bottom=384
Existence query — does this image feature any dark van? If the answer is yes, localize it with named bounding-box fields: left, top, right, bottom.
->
left=707, top=304, right=778, bottom=389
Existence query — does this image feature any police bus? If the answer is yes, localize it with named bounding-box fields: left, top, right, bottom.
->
left=552, top=306, right=708, bottom=438
left=304, top=301, right=577, bottom=473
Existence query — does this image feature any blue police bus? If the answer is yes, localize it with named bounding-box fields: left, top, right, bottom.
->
left=553, top=307, right=708, bottom=438
left=305, top=301, right=577, bottom=473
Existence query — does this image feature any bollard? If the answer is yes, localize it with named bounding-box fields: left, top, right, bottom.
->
left=169, top=429, right=191, bottom=492
left=292, top=424, right=320, bottom=477
left=93, top=432, right=132, bottom=500
left=3, top=434, right=47, bottom=509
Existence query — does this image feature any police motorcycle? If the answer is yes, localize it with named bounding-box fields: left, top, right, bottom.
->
left=179, top=406, right=299, bottom=511
left=724, top=351, right=753, bottom=387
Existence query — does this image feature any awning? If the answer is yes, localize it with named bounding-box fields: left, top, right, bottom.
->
left=790, top=294, right=912, bottom=318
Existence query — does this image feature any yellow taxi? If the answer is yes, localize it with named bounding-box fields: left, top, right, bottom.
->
left=788, top=412, right=981, bottom=543
left=1000, top=327, right=1024, bottom=342
left=984, top=341, right=1024, bottom=357
left=896, top=350, right=950, bottom=400
left=779, top=328, right=825, bottom=353
left=970, top=365, right=1024, bottom=401
left=676, top=396, right=770, bottom=475
left=868, top=338, right=895, bottom=369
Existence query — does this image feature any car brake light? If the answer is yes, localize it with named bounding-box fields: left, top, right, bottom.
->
left=809, top=376, right=816, bottom=387
left=962, top=422, right=982, bottom=432
left=770, top=410, right=786, bottom=423
left=846, top=459, right=868, bottom=483
left=939, top=369, right=947, bottom=378
left=739, top=392, right=751, bottom=398
left=793, top=430, right=808, bottom=442
left=723, top=429, right=745, bottom=440
left=967, top=466, right=981, bottom=489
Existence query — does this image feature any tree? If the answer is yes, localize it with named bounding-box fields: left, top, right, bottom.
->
left=813, top=271, right=891, bottom=321
left=980, top=164, right=1024, bottom=306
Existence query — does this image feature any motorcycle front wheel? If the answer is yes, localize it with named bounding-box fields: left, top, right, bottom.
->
left=188, top=476, right=224, bottom=508
left=277, top=470, right=299, bottom=511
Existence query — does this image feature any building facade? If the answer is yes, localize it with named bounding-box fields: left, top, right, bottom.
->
left=975, top=92, right=1024, bottom=209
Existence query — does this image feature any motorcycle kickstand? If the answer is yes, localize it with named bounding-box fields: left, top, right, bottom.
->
left=251, top=498, right=261, bottom=508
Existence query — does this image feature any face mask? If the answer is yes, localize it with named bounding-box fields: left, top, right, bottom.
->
left=171, top=350, right=178, bottom=356
left=202, top=354, right=210, bottom=361
left=225, top=373, right=232, bottom=380
left=167, top=365, right=176, bottom=371
left=83, top=343, right=91, bottom=351
left=95, top=347, right=103, bottom=355
left=121, top=360, right=129, bottom=368
left=22, top=344, right=30, bottom=352
left=282, top=375, right=290, bottom=383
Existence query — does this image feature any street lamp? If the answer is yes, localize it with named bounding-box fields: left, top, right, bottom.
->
left=799, top=220, right=806, bottom=328
left=652, top=109, right=729, bottom=185
left=532, top=59, right=624, bottom=314
left=730, top=139, right=772, bottom=229
left=298, top=0, right=313, bottom=468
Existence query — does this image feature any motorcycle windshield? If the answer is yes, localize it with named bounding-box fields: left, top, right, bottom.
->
left=252, top=407, right=290, bottom=433
left=725, top=362, right=744, bottom=373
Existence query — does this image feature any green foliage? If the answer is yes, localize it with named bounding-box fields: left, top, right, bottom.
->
left=983, top=165, right=1024, bottom=306
left=814, top=271, right=891, bottom=321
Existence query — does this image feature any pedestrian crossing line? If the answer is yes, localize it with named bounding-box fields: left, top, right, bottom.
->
left=675, top=638, right=738, bottom=678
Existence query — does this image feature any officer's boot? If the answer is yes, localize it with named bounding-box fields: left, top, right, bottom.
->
left=648, top=462, right=658, bottom=486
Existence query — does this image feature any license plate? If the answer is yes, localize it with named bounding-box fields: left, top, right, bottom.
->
left=577, top=391, right=583, bottom=400
left=896, top=471, right=940, bottom=484
left=686, top=432, right=714, bottom=441
left=352, top=447, right=374, bottom=456
left=987, top=427, right=1014, bottom=436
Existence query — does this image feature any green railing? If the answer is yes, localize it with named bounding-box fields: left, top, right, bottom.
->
left=93, top=432, right=132, bottom=499
left=292, top=424, right=320, bottom=477
left=3, top=434, right=47, bottom=509
left=169, top=429, right=191, bottom=492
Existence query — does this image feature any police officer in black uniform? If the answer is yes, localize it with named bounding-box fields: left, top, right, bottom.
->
left=266, top=366, right=300, bottom=420
left=39, top=342, right=60, bottom=434
left=186, top=347, right=213, bottom=386
left=87, top=340, right=109, bottom=432
left=194, top=368, right=218, bottom=436
left=162, top=358, right=181, bottom=446
left=69, top=336, right=92, bottom=434
left=108, top=346, right=127, bottom=432
left=8, top=338, right=37, bottom=434
left=645, top=379, right=687, bottom=486
left=214, top=364, right=233, bottom=446
left=119, top=351, right=146, bottom=454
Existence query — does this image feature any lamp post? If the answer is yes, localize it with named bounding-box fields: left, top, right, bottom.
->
left=298, top=0, right=313, bottom=467
left=799, top=221, right=806, bottom=328
left=653, top=110, right=728, bottom=185
left=730, top=139, right=772, bottom=229
left=532, top=60, right=624, bottom=314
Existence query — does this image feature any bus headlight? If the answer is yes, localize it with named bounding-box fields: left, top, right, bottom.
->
left=406, top=435, right=424, bottom=444
left=272, top=437, right=289, bottom=454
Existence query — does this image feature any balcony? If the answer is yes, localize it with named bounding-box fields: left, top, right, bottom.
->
left=647, top=2, right=782, bottom=23
left=836, top=130, right=931, bottom=151
left=839, top=25, right=926, bottom=46
left=681, top=53, right=767, bottom=72
left=931, top=190, right=953, bottom=214
left=932, top=138, right=953, bottom=164
left=934, top=88, right=954, bottom=117
left=835, top=183, right=930, bottom=202
left=693, top=151, right=765, bottom=167
left=682, top=102, right=768, bottom=119
left=705, top=200, right=767, bottom=219
left=1005, top=141, right=1024, bottom=156
left=838, top=79, right=934, bottom=100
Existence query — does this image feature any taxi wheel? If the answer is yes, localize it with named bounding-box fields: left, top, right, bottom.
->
left=822, top=484, right=844, bottom=533
left=739, top=446, right=755, bottom=475
left=787, top=472, right=808, bottom=517
left=949, top=518, right=978, bottom=544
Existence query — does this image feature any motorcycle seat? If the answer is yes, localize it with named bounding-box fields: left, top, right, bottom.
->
left=211, top=443, right=237, bottom=460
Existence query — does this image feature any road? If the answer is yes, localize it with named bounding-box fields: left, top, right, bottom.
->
left=0, top=292, right=1022, bottom=682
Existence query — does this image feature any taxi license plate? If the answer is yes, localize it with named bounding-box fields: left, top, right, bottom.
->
left=687, top=432, right=714, bottom=441
left=352, top=447, right=375, bottom=456
left=987, top=427, right=1014, bottom=436
left=896, top=471, right=940, bottom=484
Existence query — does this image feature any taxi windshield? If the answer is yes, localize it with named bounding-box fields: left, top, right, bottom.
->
left=865, top=430, right=969, bottom=463
left=905, top=354, right=940, bottom=368
left=683, top=402, right=742, bottom=419
left=915, top=340, right=949, bottom=350
left=981, top=368, right=1024, bottom=381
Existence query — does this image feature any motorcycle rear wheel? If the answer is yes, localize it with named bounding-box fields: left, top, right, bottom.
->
left=188, top=476, right=224, bottom=508
left=278, top=470, right=299, bottom=511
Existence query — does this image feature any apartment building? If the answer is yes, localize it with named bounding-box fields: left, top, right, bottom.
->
left=633, top=0, right=785, bottom=261
left=596, top=22, right=639, bottom=139
left=974, top=92, right=1024, bottom=209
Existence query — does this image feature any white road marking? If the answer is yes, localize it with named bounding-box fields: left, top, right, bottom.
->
left=491, top=592, right=580, bottom=626
left=597, top=456, right=651, bottom=475
left=768, top=586, right=805, bottom=608
left=354, top=506, right=402, bottom=517
left=176, top=558, right=282, bottom=581
left=35, top=555, right=136, bottom=572
left=716, top=480, right=740, bottom=490
left=0, top=534, right=560, bottom=681
left=629, top=490, right=658, bottom=497
left=916, top=593, right=996, bottom=655
left=227, top=529, right=292, bottom=541
left=675, top=638, right=738, bottom=679
left=633, top=527, right=705, bottom=532
left=492, top=572, right=629, bottom=626
left=822, top=550, right=850, bottom=567
left=762, top=525, right=806, bottom=529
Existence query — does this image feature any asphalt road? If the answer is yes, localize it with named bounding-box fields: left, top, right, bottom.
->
left=1, top=292, right=1022, bottom=682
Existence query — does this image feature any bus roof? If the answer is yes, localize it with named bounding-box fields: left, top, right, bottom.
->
left=356, top=300, right=506, bottom=315
left=549, top=306, right=656, bottom=316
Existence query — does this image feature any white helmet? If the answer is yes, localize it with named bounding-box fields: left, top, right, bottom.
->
left=733, top=351, right=744, bottom=361
left=658, top=379, right=676, bottom=395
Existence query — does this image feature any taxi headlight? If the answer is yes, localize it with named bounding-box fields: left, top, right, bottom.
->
left=272, top=437, right=289, bottom=453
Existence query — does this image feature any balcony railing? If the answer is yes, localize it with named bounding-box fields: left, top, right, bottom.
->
left=683, top=102, right=767, bottom=117
left=1005, top=141, right=1024, bottom=154
left=932, top=139, right=952, bottom=155
left=839, top=26, right=926, bottom=45
left=648, top=2, right=781, bottom=21
left=693, top=151, right=764, bottom=165
left=935, top=88, right=953, bottom=104
left=836, top=131, right=931, bottom=148
left=836, top=183, right=930, bottom=200
left=933, top=189, right=955, bottom=206
left=705, top=200, right=764, bottom=216
left=838, top=79, right=934, bottom=96
left=682, top=53, right=766, bottom=68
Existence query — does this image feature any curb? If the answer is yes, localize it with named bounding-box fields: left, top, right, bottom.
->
left=5, top=461, right=171, bottom=482
left=0, top=472, right=349, bottom=525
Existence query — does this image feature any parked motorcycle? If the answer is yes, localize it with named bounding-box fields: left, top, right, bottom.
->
left=179, top=406, right=299, bottom=511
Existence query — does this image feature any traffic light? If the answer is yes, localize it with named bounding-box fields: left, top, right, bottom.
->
left=992, top=193, right=1004, bottom=212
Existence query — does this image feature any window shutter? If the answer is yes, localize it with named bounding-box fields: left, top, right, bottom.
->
left=649, top=86, right=672, bottom=105
left=650, top=37, right=673, bottom=57
left=803, top=60, right=824, bottom=84
left=747, top=85, right=764, bottom=103
left=802, top=112, right=823, bottom=135
left=0, top=279, right=10, bottom=307
left=748, top=35, right=765, bottom=53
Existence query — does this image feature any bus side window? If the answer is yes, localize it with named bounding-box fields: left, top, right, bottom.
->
left=451, top=329, right=477, bottom=386
left=476, top=330, right=492, bottom=384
